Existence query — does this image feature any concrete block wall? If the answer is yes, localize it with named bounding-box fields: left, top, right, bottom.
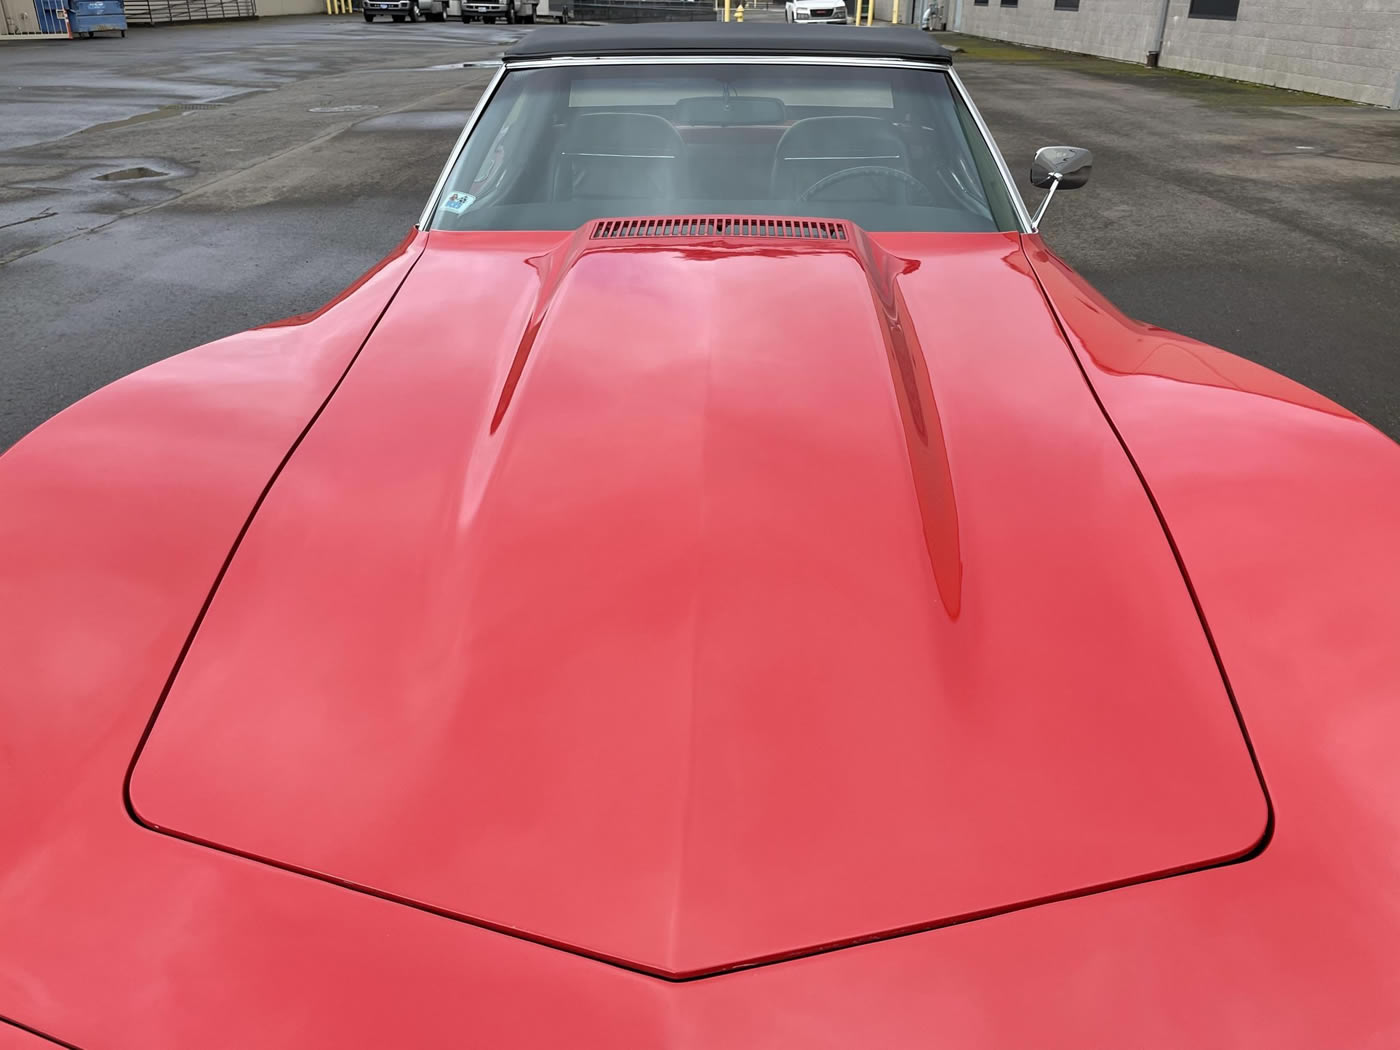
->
left=954, top=0, right=1159, bottom=65
left=1159, top=0, right=1400, bottom=108
left=953, top=0, right=1400, bottom=107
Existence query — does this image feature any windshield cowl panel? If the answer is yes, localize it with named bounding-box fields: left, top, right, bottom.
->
left=429, top=60, right=1021, bottom=235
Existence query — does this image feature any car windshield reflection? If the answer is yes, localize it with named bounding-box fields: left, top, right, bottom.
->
left=430, top=62, right=1021, bottom=233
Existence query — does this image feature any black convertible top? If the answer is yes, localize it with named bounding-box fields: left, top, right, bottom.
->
left=504, top=23, right=952, bottom=63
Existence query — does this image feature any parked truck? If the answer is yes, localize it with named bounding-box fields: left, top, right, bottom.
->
left=449, top=0, right=541, bottom=22
left=364, top=0, right=447, bottom=20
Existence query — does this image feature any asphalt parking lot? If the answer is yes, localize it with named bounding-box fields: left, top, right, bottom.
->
left=2, top=19, right=1399, bottom=450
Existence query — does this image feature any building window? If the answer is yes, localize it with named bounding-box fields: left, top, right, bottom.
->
left=973, top=0, right=987, bottom=5
left=1054, top=0, right=1079, bottom=9
left=1188, top=0, right=1239, bottom=18
left=1000, top=0, right=1017, bottom=6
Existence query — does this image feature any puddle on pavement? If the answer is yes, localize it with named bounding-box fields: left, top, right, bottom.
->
left=82, top=106, right=187, bottom=136
left=18, top=158, right=194, bottom=192
left=73, top=89, right=271, bottom=138
left=349, top=110, right=470, bottom=132
left=93, top=166, right=169, bottom=181
left=206, top=88, right=274, bottom=105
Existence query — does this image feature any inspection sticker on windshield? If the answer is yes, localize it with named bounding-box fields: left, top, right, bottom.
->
left=442, top=192, right=476, bottom=213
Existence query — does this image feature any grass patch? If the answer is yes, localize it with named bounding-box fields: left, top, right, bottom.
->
left=935, top=32, right=1355, bottom=107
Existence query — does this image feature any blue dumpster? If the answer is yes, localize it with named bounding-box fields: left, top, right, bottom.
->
left=69, top=0, right=126, bottom=35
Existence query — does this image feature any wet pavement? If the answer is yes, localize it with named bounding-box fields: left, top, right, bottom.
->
left=2, top=19, right=1399, bottom=450
left=946, top=32, right=1400, bottom=438
left=0, top=17, right=518, bottom=263
left=0, top=17, right=519, bottom=152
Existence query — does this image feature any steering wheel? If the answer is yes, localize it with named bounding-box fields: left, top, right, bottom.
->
left=797, top=165, right=935, bottom=204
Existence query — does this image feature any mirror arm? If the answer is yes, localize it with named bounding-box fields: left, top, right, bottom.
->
left=1030, top=173, right=1062, bottom=232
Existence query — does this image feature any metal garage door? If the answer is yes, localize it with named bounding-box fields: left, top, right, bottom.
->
left=124, top=0, right=255, bottom=24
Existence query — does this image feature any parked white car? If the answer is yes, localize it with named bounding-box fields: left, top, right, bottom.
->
left=784, top=0, right=847, bottom=22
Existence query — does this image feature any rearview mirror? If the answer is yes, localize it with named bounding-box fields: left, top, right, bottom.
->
left=1031, top=146, right=1093, bottom=190
left=674, top=95, right=786, bottom=126
left=1028, top=146, right=1093, bottom=229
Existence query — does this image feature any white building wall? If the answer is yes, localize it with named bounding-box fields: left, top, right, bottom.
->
left=954, top=0, right=1159, bottom=66
left=952, top=0, right=1400, bottom=108
left=1159, top=0, right=1400, bottom=108
left=872, top=0, right=918, bottom=25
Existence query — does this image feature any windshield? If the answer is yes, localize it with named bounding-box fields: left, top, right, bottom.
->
left=429, top=61, right=1021, bottom=233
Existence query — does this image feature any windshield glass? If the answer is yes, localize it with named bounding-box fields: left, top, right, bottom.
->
left=429, top=61, right=1020, bottom=233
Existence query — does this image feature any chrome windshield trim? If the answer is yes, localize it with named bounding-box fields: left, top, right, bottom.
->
left=502, top=55, right=951, bottom=70
left=418, top=61, right=506, bottom=230
left=945, top=66, right=1033, bottom=233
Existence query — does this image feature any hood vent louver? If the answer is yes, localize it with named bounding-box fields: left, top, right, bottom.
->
left=591, top=217, right=850, bottom=242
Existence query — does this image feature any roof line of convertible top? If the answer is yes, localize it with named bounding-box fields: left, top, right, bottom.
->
left=502, top=23, right=953, bottom=63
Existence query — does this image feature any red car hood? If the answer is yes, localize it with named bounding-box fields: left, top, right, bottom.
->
left=129, top=225, right=1267, bottom=978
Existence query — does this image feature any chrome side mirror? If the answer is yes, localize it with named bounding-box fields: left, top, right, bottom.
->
left=1029, top=146, right=1093, bottom=229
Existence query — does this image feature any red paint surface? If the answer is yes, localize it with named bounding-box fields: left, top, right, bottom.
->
left=0, top=1025, right=63, bottom=1050
left=1, top=224, right=1398, bottom=1046
left=129, top=229, right=1263, bottom=977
